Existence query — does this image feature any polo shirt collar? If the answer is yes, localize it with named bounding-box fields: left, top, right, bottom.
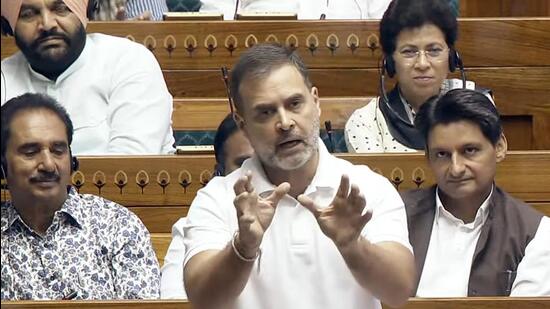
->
left=240, top=138, right=339, bottom=197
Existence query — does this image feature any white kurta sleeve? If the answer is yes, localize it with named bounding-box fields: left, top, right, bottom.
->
left=511, top=216, right=550, bottom=296
left=160, top=218, right=188, bottom=299
left=107, top=43, right=175, bottom=154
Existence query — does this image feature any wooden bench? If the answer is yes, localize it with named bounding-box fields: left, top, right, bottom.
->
left=172, top=96, right=549, bottom=150
left=2, top=297, right=549, bottom=308
left=2, top=19, right=549, bottom=148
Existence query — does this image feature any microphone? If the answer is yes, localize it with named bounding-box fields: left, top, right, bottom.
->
left=220, top=67, right=235, bottom=115
left=320, top=13, right=326, bottom=20
left=324, top=120, right=335, bottom=153
left=233, top=0, right=240, bottom=20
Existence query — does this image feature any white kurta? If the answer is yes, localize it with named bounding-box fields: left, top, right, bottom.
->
left=1, top=33, right=175, bottom=155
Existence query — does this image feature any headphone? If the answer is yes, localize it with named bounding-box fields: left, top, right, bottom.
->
left=213, top=163, right=224, bottom=177
left=379, top=47, right=466, bottom=126
left=0, top=151, right=79, bottom=181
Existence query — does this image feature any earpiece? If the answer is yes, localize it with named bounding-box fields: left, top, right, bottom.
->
left=213, top=163, right=224, bottom=177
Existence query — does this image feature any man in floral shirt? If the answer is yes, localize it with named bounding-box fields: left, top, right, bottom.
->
left=1, top=93, right=160, bottom=300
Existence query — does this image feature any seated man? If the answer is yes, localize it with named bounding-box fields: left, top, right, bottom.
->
left=403, top=89, right=550, bottom=296
left=1, top=93, right=160, bottom=300
left=182, top=43, right=415, bottom=309
left=1, top=0, right=174, bottom=155
left=92, top=0, right=169, bottom=21
left=160, top=113, right=254, bottom=299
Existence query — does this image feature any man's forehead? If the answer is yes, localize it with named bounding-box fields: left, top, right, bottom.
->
left=238, top=65, right=308, bottom=102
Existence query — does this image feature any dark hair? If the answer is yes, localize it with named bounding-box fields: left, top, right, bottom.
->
left=230, top=43, right=311, bottom=111
left=415, top=89, right=502, bottom=146
left=380, top=0, right=458, bottom=56
left=1, top=93, right=74, bottom=159
left=1, top=16, right=13, bottom=36
left=213, top=114, right=240, bottom=175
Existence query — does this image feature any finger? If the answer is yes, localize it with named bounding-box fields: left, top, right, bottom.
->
left=266, top=182, right=290, bottom=206
left=233, top=176, right=248, bottom=195
left=349, top=184, right=366, bottom=212
left=360, top=209, right=374, bottom=227
left=336, top=174, right=350, bottom=199
left=297, top=194, right=320, bottom=218
left=244, top=171, right=254, bottom=193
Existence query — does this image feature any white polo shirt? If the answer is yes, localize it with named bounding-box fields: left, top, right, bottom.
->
left=183, top=141, right=412, bottom=309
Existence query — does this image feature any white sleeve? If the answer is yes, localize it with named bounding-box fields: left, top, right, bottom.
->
left=356, top=168, right=413, bottom=253
left=200, top=0, right=237, bottom=20
left=160, top=218, right=188, bottom=299
left=365, top=0, right=392, bottom=18
left=183, top=180, right=236, bottom=267
left=511, top=216, right=550, bottom=296
left=107, top=43, right=175, bottom=154
left=344, top=98, right=385, bottom=153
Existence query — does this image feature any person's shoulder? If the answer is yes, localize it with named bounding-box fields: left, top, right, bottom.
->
left=79, top=193, right=145, bottom=227
left=347, top=97, right=379, bottom=120
left=1, top=51, right=27, bottom=71
left=400, top=187, right=434, bottom=205
left=494, top=187, right=544, bottom=218
left=88, top=33, right=155, bottom=58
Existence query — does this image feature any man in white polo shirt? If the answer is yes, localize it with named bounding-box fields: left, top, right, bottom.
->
left=182, top=43, right=415, bottom=309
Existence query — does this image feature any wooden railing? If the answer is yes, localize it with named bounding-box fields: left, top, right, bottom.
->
left=2, top=297, right=550, bottom=309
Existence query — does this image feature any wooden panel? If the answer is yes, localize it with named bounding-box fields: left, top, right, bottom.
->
left=151, top=233, right=172, bottom=267
left=3, top=152, right=547, bottom=206
left=461, top=1, right=550, bottom=17
left=532, top=202, right=550, bottom=216
left=131, top=206, right=188, bottom=233
left=501, top=116, right=533, bottom=150
left=2, top=298, right=549, bottom=309
left=172, top=96, right=371, bottom=130
left=3, top=19, right=550, bottom=68
left=386, top=297, right=550, bottom=309
left=163, top=66, right=550, bottom=99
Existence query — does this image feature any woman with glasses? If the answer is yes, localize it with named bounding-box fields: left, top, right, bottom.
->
left=345, top=0, right=486, bottom=153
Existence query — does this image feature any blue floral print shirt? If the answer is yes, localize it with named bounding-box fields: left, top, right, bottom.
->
left=1, top=188, right=160, bottom=300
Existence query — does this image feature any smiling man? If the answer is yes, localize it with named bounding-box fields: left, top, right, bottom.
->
left=0, top=0, right=174, bottom=155
left=182, top=43, right=415, bottom=309
left=403, top=89, right=550, bottom=297
left=0, top=93, right=160, bottom=300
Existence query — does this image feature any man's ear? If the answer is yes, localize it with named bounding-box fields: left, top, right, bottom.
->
left=495, top=133, right=508, bottom=163
left=310, top=86, right=321, bottom=117
left=233, top=112, right=245, bottom=130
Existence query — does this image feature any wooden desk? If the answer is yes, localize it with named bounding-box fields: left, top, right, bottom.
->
left=2, top=297, right=549, bottom=309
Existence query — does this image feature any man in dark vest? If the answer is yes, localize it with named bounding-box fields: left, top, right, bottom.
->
left=402, top=88, right=549, bottom=297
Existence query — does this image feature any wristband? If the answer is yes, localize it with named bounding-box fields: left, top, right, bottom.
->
left=232, top=232, right=261, bottom=262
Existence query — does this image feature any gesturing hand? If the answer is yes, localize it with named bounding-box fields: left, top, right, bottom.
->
left=297, top=175, right=372, bottom=250
left=233, top=171, right=290, bottom=258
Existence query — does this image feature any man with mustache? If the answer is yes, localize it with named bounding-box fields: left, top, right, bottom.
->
left=1, top=93, right=161, bottom=300
left=182, top=43, right=415, bottom=309
left=403, top=89, right=550, bottom=297
left=0, top=0, right=174, bottom=155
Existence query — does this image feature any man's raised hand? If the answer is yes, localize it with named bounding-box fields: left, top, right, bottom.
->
left=233, top=171, right=290, bottom=258
left=297, top=175, right=373, bottom=250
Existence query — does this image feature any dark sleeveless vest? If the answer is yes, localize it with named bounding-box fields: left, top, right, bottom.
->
left=402, top=186, right=543, bottom=296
